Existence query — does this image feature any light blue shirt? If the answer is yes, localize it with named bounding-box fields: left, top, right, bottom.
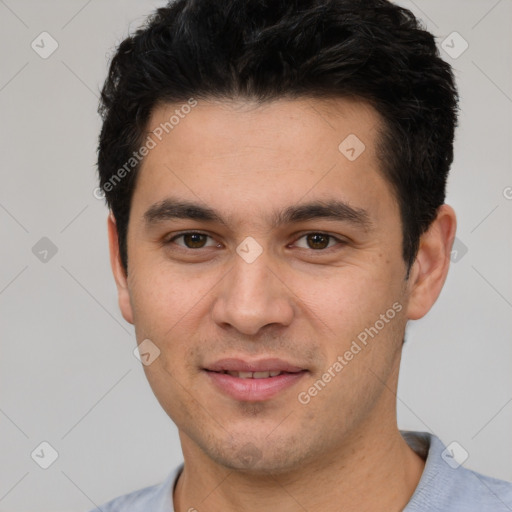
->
left=91, top=431, right=512, bottom=511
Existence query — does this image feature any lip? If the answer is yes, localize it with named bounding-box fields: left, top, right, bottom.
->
left=205, top=358, right=305, bottom=373
left=203, top=358, right=307, bottom=402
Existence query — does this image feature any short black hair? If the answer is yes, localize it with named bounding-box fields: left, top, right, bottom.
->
left=97, top=0, right=458, bottom=274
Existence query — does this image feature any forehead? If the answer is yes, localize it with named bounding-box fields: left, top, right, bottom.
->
left=147, top=96, right=383, bottom=161
left=130, top=96, right=397, bottom=228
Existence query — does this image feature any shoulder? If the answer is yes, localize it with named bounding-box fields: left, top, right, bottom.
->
left=403, top=431, right=512, bottom=512
left=445, top=463, right=512, bottom=510
left=88, top=464, right=182, bottom=512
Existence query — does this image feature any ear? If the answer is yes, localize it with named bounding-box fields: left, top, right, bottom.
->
left=406, top=204, right=457, bottom=320
left=107, top=212, right=134, bottom=324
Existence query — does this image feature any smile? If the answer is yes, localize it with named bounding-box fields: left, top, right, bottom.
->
left=217, top=370, right=293, bottom=379
left=204, top=366, right=308, bottom=401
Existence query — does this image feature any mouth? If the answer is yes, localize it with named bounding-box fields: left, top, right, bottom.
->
left=203, top=358, right=308, bottom=401
left=211, top=370, right=295, bottom=379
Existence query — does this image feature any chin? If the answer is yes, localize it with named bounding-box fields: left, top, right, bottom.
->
left=203, top=436, right=312, bottom=475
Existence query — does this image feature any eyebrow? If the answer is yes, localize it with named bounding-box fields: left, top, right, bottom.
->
left=143, top=198, right=372, bottom=231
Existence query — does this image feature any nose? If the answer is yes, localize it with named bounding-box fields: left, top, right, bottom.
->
left=211, top=244, right=295, bottom=336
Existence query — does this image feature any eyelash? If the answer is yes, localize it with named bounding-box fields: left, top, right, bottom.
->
left=165, top=231, right=346, bottom=252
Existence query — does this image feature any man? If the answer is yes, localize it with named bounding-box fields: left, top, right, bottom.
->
left=92, top=0, right=512, bottom=510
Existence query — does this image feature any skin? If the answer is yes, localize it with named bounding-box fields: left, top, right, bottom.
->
left=108, top=97, right=457, bottom=512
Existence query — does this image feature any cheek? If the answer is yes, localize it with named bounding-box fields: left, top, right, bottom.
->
left=129, top=260, right=197, bottom=320
left=128, top=265, right=215, bottom=367
left=307, top=267, right=404, bottom=350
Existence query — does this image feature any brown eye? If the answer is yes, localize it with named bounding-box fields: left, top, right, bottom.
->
left=182, top=233, right=207, bottom=248
left=294, top=233, right=341, bottom=251
left=306, top=233, right=330, bottom=250
left=168, top=232, right=216, bottom=249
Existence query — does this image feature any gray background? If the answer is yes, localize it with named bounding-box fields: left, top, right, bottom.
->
left=0, top=0, right=511, bottom=510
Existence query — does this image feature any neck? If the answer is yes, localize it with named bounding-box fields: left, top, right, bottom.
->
left=173, top=416, right=425, bottom=512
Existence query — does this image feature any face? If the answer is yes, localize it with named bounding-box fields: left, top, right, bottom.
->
left=111, top=97, right=419, bottom=474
